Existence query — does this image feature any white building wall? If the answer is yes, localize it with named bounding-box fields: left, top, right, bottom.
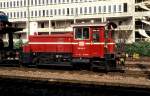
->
left=0, top=0, right=136, bottom=43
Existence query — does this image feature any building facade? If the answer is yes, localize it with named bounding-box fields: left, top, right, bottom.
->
left=0, top=0, right=149, bottom=43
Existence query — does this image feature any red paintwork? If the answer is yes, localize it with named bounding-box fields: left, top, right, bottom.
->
left=23, top=23, right=115, bottom=59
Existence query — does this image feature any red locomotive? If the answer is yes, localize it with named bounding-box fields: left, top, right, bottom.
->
left=22, top=22, right=123, bottom=70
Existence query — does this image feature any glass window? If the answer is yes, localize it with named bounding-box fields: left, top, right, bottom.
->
left=43, top=10, right=45, bottom=16
left=71, top=8, right=73, bottom=15
left=46, top=10, right=49, bottom=16
left=118, top=5, right=121, bottom=12
left=17, top=1, right=19, bottom=7
left=63, top=8, right=65, bottom=15
left=75, top=8, right=78, bottom=15
left=103, top=6, right=106, bottom=13
left=24, top=11, right=26, bottom=18
left=20, top=0, right=23, bottom=6
left=14, top=12, right=16, bottom=18
left=7, top=2, right=9, bottom=7
left=39, top=0, right=41, bottom=5
left=84, top=7, right=87, bottom=14
left=75, top=27, right=89, bottom=40
left=31, top=11, right=33, bottom=17
left=35, top=0, right=37, bottom=5
left=89, top=7, right=92, bottom=14
left=20, top=12, right=23, bottom=18
left=75, top=28, right=82, bottom=39
left=98, top=6, right=101, bottom=13
left=50, top=0, right=52, bottom=4
left=92, top=28, right=99, bottom=42
left=10, top=2, right=12, bottom=7
left=50, top=9, right=53, bottom=15
left=35, top=10, right=37, bottom=16
left=108, top=5, right=111, bottom=13
left=31, top=0, right=33, bottom=5
left=17, top=12, right=19, bottom=18
left=24, top=0, right=26, bottom=6
left=94, top=6, right=96, bottom=13
left=13, top=1, right=16, bottom=7
left=58, top=9, right=61, bottom=15
left=80, top=7, right=82, bottom=14
left=113, top=5, right=116, bottom=13
left=54, top=9, right=57, bottom=15
left=67, top=8, right=69, bottom=15
left=39, top=10, right=41, bottom=16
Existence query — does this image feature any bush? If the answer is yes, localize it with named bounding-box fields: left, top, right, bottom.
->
left=125, top=41, right=150, bottom=57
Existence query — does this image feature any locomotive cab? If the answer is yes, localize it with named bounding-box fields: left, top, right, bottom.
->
left=72, top=23, right=118, bottom=70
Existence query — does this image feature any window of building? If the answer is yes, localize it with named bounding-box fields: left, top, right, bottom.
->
left=108, top=5, right=111, bottom=13
left=46, top=0, right=49, bottom=4
left=113, top=5, right=116, bottom=13
left=7, top=2, right=9, bottom=8
left=55, top=0, right=57, bottom=4
left=98, top=6, right=101, bottom=13
left=67, top=0, right=69, bottom=3
left=13, top=1, right=16, bottom=7
left=35, top=0, right=37, bottom=5
left=42, top=0, right=45, bottom=5
left=10, top=1, right=12, bottom=7
left=80, top=7, right=82, bottom=14
left=58, top=9, right=61, bottom=15
left=58, top=0, right=61, bottom=3
left=35, top=10, right=37, bottom=17
left=39, top=0, right=41, bottom=5
left=94, top=6, right=96, bottom=14
left=20, top=0, right=23, bottom=7
left=118, top=4, right=121, bottom=12
left=20, top=12, right=23, bottom=18
left=10, top=12, right=12, bottom=18
left=50, top=9, right=53, bottom=15
left=124, top=3, right=127, bottom=12
left=43, top=10, right=45, bottom=16
left=24, top=11, right=26, bottom=18
left=0, top=2, right=2, bottom=8
left=75, top=8, right=78, bottom=15
left=16, top=1, right=19, bottom=7
left=71, top=0, right=73, bottom=3
left=14, top=12, right=16, bottom=18
left=71, top=8, right=74, bottom=15
left=4, top=2, right=6, bottom=8
left=31, top=11, right=34, bottom=17
left=63, top=0, right=65, bottom=3
left=54, top=9, right=57, bottom=15
left=24, top=0, right=26, bottom=6
left=41, top=23, right=44, bottom=28
left=84, top=7, right=87, bottom=14
left=46, top=10, right=49, bottom=16
left=50, top=0, right=53, bottom=4
left=17, top=12, right=19, bottom=18
left=89, top=7, right=92, bottom=14
left=63, top=8, right=65, bottom=15
left=103, top=6, right=106, bottom=13
left=67, top=8, right=69, bottom=15
left=39, top=10, right=42, bottom=16
left=31, top=0, right=33, bottom=5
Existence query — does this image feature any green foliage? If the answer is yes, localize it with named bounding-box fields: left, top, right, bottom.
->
left=14, top=39, right=23, bottom=49
left=125, top=41, right=150, bottom=57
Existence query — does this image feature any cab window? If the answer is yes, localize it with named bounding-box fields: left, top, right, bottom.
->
left=74, top=27, right=89, bottom=40
left=92, top=28, right=99, bottom=42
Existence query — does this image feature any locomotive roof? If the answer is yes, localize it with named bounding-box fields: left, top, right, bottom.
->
left=72, top=23, right=106, bottom=27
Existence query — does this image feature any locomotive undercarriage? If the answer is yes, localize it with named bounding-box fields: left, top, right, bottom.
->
left=22, top=52, right=73, bottom=67
left=21, top=52, right=123, bottom=71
